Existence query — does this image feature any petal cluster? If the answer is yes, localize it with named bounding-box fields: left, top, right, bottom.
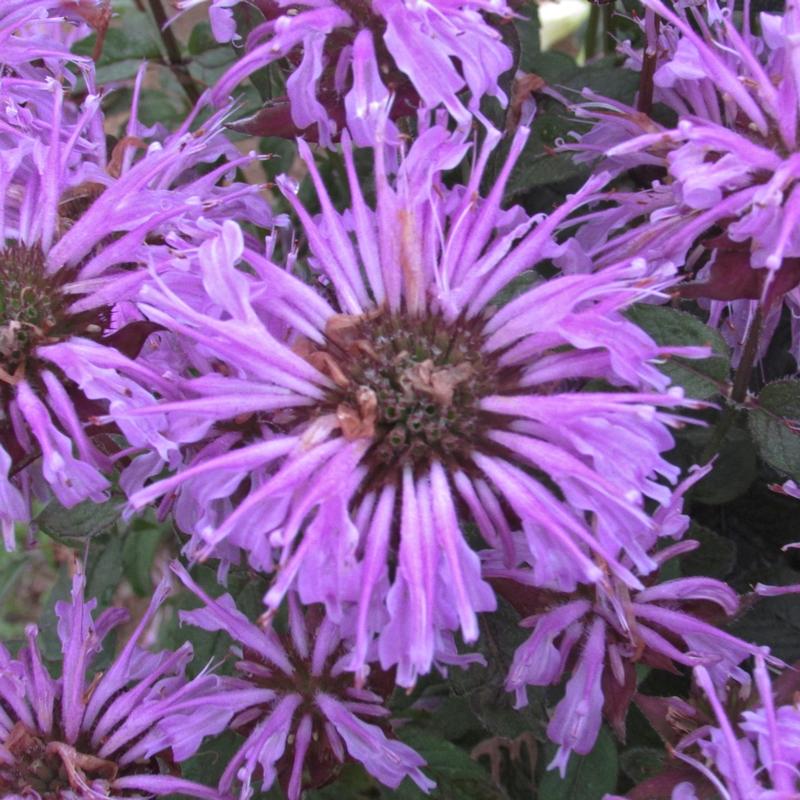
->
left=204, top=0, right=515, bottom=144
left=119, top=118, right=705, bottom=694
left=562, top=0, right=800, bottom=362
left=0, top=9, right=270, bottom=547
left=166, top=562, right=434, bottom=800
left=0, top=570, right=227, bottom=799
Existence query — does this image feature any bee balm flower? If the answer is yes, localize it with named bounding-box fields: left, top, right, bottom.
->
left=0, top=570, right=229, bottom=799
left=128, top=120, right=703, bottom=687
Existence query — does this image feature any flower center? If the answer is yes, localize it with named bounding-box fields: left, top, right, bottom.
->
left=1, top=722, right=118, bottom=798
left=307, top=308, right=509, bottom=481
left=0, top=245, right=65, bottom=381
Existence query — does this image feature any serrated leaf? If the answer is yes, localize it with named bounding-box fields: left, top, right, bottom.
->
left=37, top=564, right=72, bottom=666
left=507, top=109, right=590, bottom=193
left=96, top=59, right=148, bottom=85
left=619, top=746, right=666, bottom=785
left=515, top=2, right=541, bottom=69
left=561, top=63, right=640, bottom=103
left=135, top=88, right=189, bottom=129
left=390, top=727, right=506, bottom=800
left=188, top=21, right=217, bottom=55
left=730, top=563, right=800, bottom=662
left=86, top=534, right=124, bottom=609
left=122, top=521, right=164, bottom=596
left=748, top=379, right=800, bottom=481
left=507, top=54, right=639, bottom=195
left=174, top=730, right=243, bottom=793
left=626, top=304, right=731, bottom=399
left=449, top=600, right=547, bottom=741
left=73, top=10, right=162, bottom=63
left=677, top=426, right=757, bottom=505
left=539, top=727, right=618, bottom=800
left=681, top=522, right=737, bottom=579
left=36, top=497, right=121, bottom=547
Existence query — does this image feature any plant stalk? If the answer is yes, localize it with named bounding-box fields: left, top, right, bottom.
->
left=700, top=306, right=763, bottom=463
left=146, top=0, right=202, bottom=106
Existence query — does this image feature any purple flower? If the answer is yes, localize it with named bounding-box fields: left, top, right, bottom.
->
left=166, top=561, right=434, bottom=800
left=125, top=118, right=702, bottom=688
left=205, top=0, right=515, bottom=145
left=0, top=568, right=229, bottom=799
left=0, top=1, right=99, bottom=80
left=667, top=656, right=800, bottom=799
left=0, top=33, right=269, bottom=547
left=561, top=0, right=800, bottom=363
left=487, top=469, right=777, bottom=775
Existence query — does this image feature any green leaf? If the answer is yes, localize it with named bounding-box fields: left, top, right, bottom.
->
left=521, top=50, right=577, bottom=82
left=162, top=565, right=267, bottom=677
left=619, top=746, right=666, bottom=785
left=259, top=136, right=299, bottom=181
left=122, top=519, right=165, bottom=596
left=748, top=379, right=800, bottom=481
left=677, top=426, right=757, bottom=505
left=188, top=21, right=217, bottom=55
left=626, top=304, right=731, bottom=399
left=73, top=10, right=162, bottom=63
left=506, top=53, right=639, bottom=195
left=389, top=727, right=506, bottom=800
left=538, top=727, right=618, bottom=800
left=37, top=564, right=72, bottom=665
left=36, top=497, right=121, bottom=547
left=174, top=730, right=243, bottom=793
left=86, top=534, right=125, bottom=608
left=680, top=522, right=737, bottom=580
left=515, top=1, right=541, bottom=69
left=307, top=763, right=378, bottom=799
left=491, top=270, right=542, bottom=307
left=560, top=62, right=640, bottom=103
left=162, top=565, right=234, bottom=677
left=449, top=600, right=547, bottom=741
left=730, top=563, right=800, bottom=663
left=507, top=109, right=590, bottom=193
left=0, top=549, right=39, bottom=642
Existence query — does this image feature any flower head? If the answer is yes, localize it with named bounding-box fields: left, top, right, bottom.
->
left=487, top=469, right=776, bottom=775
left=561, top=0, right=800, bottom=362
left=666, top=656, right=800, bottom=800
left=0, top=568, right=228, bottom=799
left=124, top=118, right=703, bottom=689
left=0, top=24, right=269, bottom=548
left=205, top=0, right=516, bottom=145
left=166, top=561, right=434, bottom=800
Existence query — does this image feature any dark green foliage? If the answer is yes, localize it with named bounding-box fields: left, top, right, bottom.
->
left=748, top=380, right=800, bottom=481
left=538, top=728, right=619, bottom=800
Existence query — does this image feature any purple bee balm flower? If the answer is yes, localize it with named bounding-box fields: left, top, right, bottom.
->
left=665, top=656, right=800, bottom=800
left=486, top=469, right=778, bottom=775
left=0, top=567, right=230, bottom=799
left=560, top=0, right=800, bottom=364
left=0, top=0, right=101, bottom=78
left=202, top=0, right=515, bottom=145
left=167, top=561, right=435, bottom=800
left=0, top=45, right=270, bottom=547
left=126, top=118, right=704, bottom=687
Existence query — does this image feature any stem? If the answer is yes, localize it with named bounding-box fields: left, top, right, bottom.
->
left=730, top=306, right=762, bottom=405
left=637, top=13, right=660, bottom=114
left=585, top=5, right=600, bottom=61
left=602, top=3, right=615, bottom=56
left=145, top=0, right=202, bottom=105
left=700, top=306, right=763, bottom=463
